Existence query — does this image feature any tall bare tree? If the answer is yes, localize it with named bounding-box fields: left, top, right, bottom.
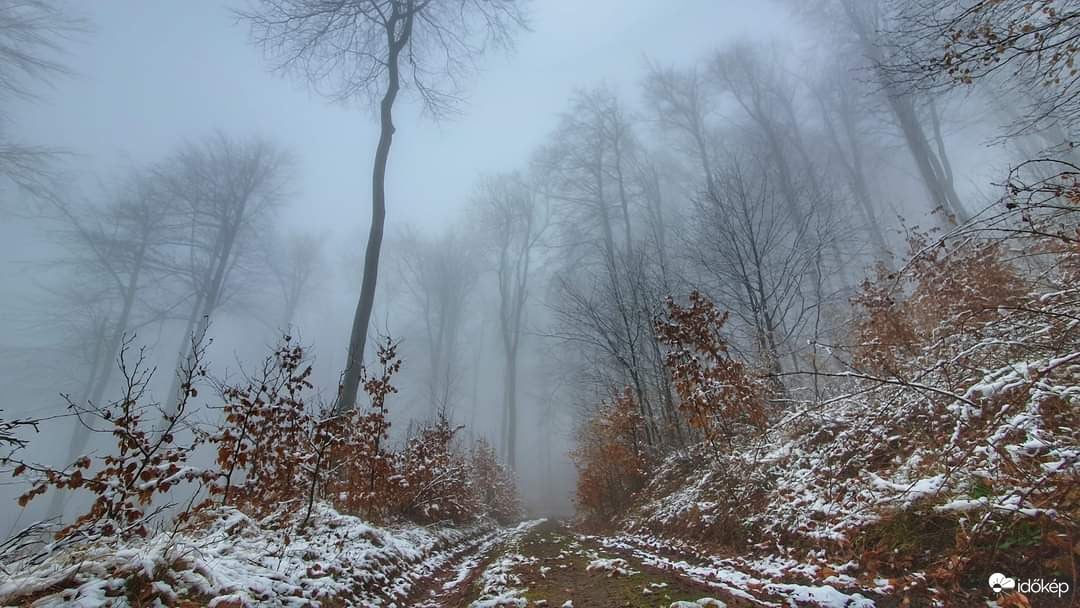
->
left=396, top=227, right=479, bottom=416
left=685, top=146, right=832, bottom=385
left=810, top=61, right=891, bottom=256
left=822, top=0, right=972, bottom=223
left=265, top=231, right=324, bottom=330
left=474, top=172, right=548, bottom=470
left=537, top=87, right=641, bottom=267
left=240, top=0, right=526, bottom=412
left=539, top=87, right=670, bottom=446
left=882, top=0, right=1080, bottom=142
left=642, top=63, right=718, bottom=190
left=37, top=169, right=175, bottom=520
left=709, top=44, right=813, bottom=230
left=158, top=133, right=291, bottom=417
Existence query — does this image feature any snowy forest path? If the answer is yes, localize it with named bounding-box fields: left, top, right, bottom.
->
left=404, top=520, right=731, bottom=607
left=402, top=520, right=547, bottom=607
left=404, top=520, right=892, bottom=607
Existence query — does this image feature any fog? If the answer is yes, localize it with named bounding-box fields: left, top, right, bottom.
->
left=0, top=0, right=1022, bottom=535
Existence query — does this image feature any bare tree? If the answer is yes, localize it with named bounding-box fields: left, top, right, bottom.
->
left=158, top=133, right=291, bottom=417
left=549, top=247, right=678, bottom=448
left=240, top=0, right=526, bottom=412
left=537, top=86, right=641, bottom=268
left=396, top=226, right=479, bottom=416
left=810, top=60, right=891, bottom=256
left=538, top=87, right=678, bottom=447
left=474, top=172, right=548, bottom=470
left=685, top=145, right=835, bottom=391
left=709, top=44, right=812, bottom=230
left=821, top=0, right=972, bottom=223
left=265, top=231, right=324, bottom=330
left=32, top=169, right=175, bottom=520
left=633, top=154, right=687, bottom=445
left=0, top=0, right=83, bottom=195
left=883, top=0, right=1080, bottom=141
left=642, top=63, right=718, bottom=190
left=709, top=41, right=856, bottom=310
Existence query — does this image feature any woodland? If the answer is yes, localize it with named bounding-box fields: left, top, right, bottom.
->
left=0, top=0, right=1077, bottom=606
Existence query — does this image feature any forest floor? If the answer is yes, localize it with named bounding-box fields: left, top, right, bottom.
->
left=402, top=520, right=889, bottom=608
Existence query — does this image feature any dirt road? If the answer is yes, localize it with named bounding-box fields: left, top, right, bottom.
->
left=401, top=520, right=885, bottom=608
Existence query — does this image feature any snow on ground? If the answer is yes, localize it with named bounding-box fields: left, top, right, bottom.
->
left=0, top=504, right=499, bottom=607
left=584, top=556, right=639, bottom=577
left=468, top=551, right=536, bottom=607
left=598, top=533, right=877, bottom=608
left=438, top=530, right=508, bottom=592
left=465, top=519, right=545, bottom=608
left=669, top=600, right=726, bottom=608
left=612, top=341, right=1078, bottom=607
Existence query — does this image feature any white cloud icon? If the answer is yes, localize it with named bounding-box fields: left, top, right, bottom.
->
left=988, top=572, right=1017, bottom=592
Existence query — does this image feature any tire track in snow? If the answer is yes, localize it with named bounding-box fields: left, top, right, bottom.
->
left=405, top=519, right=546, bottom=608
left=596, top=534, right=880, bottom=607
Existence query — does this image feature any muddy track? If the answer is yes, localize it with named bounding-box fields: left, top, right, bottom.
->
left=404, top=527, right=515, bottom=607
left=398, top=520, right=887, bottom=608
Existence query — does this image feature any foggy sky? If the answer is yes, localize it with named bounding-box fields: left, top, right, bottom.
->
left=6, top=1, right=798, bottom=235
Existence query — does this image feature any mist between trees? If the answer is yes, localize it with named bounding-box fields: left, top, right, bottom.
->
left=0, top=1, right=1077, bottom=606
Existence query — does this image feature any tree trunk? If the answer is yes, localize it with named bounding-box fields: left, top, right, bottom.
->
left=838, top=101, right=890, bottom=255
left=337, top=16, right=410, bottom=412
left=613, top=141, right=633, bottom=251
left=926, top=97, right=970, bottom=221
left=840, top=0, right=969, bottom=225
left=504, top=350, right=518, bottom=470
left=48, top=241, right=147, bottom=521
left=593, top=153, right=618, bottom=271
left=45, top=316, right=107, bottom=521
left=166, top=218, right=242, bottom=418
left=165, top=290, right=204, bottom=416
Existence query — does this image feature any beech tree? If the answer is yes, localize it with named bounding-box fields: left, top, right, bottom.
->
left=709, top=44, right=812, bottom=231
left=642, top=63, right=718, bottom=190
left=810, top=60, right=891, bottom=256
left=685, top=146, right=831, bottom=383
left=264, top=231, right=324, bottom=330
left=540, top=88, right=669, bottom=448
left=655, top=292, right=766, bottom=447
left=474, top=172, right=548, bottom=469
left=572, top=388, right=648, bottom=525
left=240, top=0, right=527, bottom=412
left=396, top=227, right=478, bottom=415
left=819, top=0, right=973, bottom=223
left=158, top=133, right=291, bottom=417
left=538, top=87, right=640, bottom=267
left=42, top=170, right=175, bottom=520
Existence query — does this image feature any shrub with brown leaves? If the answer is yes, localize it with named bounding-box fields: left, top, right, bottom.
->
left=852, top=230, right=1027, bottom=383
left=13, top=336, right=210, bottom=540
left=393, top=415, right=478, bottom=524
left=655, top=291, right=767, bottom=447
left=572, top=388, right=650, bottom=527
left=322, top=337, right=400, bottom=520
left=10, top=329, right=520, bottom=556
left=469, top=438, right=520, bottom=525
left=206, top=336, right=314, bottom=519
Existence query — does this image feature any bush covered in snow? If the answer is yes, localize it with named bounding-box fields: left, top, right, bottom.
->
left=2, top=334, right=520, bottom=606
left=0, top=503, right=492, bottom=607
left=581, top=210, right=1080, bottom=602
